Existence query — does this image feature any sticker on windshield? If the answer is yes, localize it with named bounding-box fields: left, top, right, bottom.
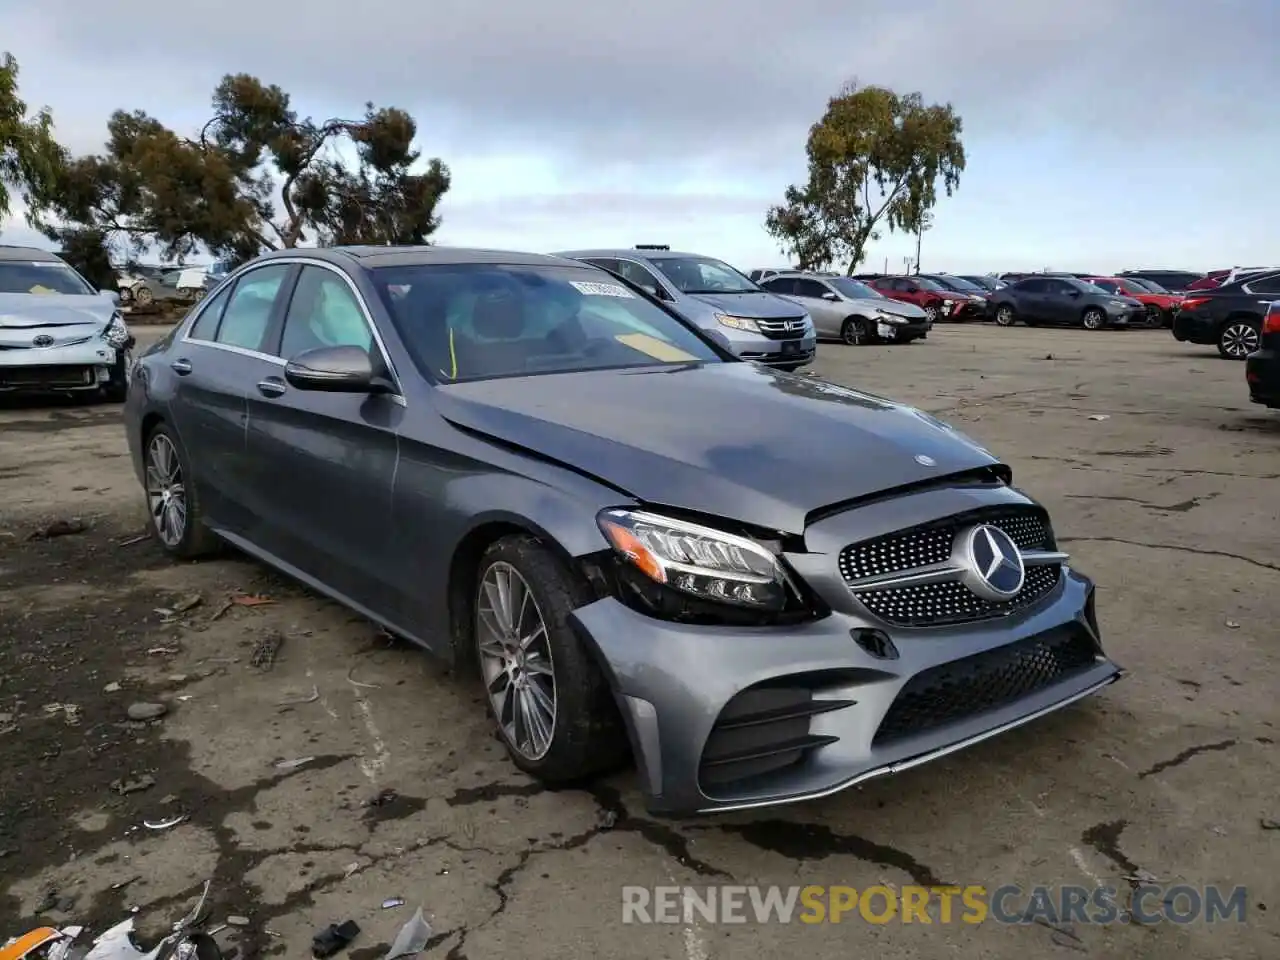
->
left=570, top=280, right=635, bottom=298
left=615, top=333, right=696, bottom=362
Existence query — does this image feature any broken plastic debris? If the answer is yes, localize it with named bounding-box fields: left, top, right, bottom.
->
left=143, top=815, right=187, bottom=830
left=347, top=665, right=381, bottom=689
left=111, top=775, right=155, bottom=796
left=384, top=907, right=432, bottom=959
left=343, top=862, right=362, bottom=879
left=233, top=595, right=275, bottom=607
left=311, top=920, right=360, bottom=959
left=226, top=916, right=250, bottom=927
left=278, top=686, right=320, bottom=706
left=1087, top=414, right=1110, bottom=421
left=1225, top=619, right=1240, bottom=629
left=117, top=534, right=148, bottom=547
left=172, top=594, right=203, bottom=613
left=273, top=756, right=316, bottom=771
left=380, top=898, right=405, bottom=909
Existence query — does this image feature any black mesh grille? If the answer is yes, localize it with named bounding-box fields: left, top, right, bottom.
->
left=839, top=506, right=1059, bottom=627
left=0, top=365, right=95, bottom=388
left=839, top=508, right=1051, bottom=581
left=857, top=564, right=1061, bottom=627
left=873, top=627, right=1100, bottom=747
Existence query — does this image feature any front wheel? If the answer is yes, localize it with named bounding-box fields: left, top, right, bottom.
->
left=994, top=304, right=1017, bottom=326
left=1218, top=320, right=1260, bottom=360
left=1081, top=308, right=1106, bottom=330
left=840, top=316, right=870, bottom=345
left=1144, top=305, right=1163, bottom=328
left=924, top=303, right=940, bottom=323
left=474, top=536, right=627, bottom=782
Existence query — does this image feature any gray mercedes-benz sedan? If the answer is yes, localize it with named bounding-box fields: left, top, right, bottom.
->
left=124, top=245, right=1122, bottom=816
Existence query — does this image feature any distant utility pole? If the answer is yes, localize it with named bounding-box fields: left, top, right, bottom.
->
left=903, top=256, right=915, bottom=275
left=915, top=225, right=923, bottom=274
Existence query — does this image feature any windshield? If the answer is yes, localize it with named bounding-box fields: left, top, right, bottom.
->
left=0, top=261, right=96, bottom=295
left=931, top=275, right=982, bottom=293
left=829, top=277, right=882, bottom=299
left=371, top=263, right=725, bottom=383
left=648, top=256, right=760, bottom=295
left=1133, top=278, right=1168, bottom=293
left=913, top=277, right=946, bottom=292
left=1075, top=279, right=1109, bottom=295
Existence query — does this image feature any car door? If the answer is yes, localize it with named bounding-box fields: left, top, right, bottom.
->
left=1043, top=279, right=1081, bottom=324
left=792, top=278, right=844, bottom=337
left=1012, top=278, right=1048, bottom=320
left=243, top=262, right=404, bottom=617
left=167, top=262, right=295, bottom=536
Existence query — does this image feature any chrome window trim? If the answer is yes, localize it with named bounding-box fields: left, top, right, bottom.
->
left=180, top=257, right=407, bottom=405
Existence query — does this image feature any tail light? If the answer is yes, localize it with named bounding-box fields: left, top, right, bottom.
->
left=1264, top=302, right=1280, bottom=335
left=1180, top=297, right=1210, bottom=311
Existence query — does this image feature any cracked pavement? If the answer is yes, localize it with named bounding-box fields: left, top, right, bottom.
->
left=1, top=324, right=1276, bottom=958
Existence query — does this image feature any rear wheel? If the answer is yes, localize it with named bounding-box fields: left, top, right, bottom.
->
left=1081, top=308, right=1106, bottom=330
left=1218, top=320, right=1260, bottom=360
left=474, top=536, right=627, bottom=782
left=143, top=424, right=220, bottom=558
left=840, top=316, right=870, bottom=345
left=134, top=286, right=154, bottom=307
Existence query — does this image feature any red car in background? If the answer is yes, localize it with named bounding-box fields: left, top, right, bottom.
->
left=1186, top=270, right=1231, bottom=292
left=865, top=275, right=986, bottom=322
left=1084, top=276, right=1183, bottom=327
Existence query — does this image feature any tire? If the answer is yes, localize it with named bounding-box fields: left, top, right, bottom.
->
left=134, top=286, right=155, bottom=307
left=119, top=287, right=134, bottom=305
left=840, top=316, right=870, bottom=345
left=1144, top=305, right=1162, bottom=328
left=101, top=349, right=131, bottom=403
left=1217, top=319, right=1260, bottom=360
left=193, top=288, right=207, bottom=302
left=1081, top=308, right=1106, bottom=330
left=142, top=423, right=221, bottom=559
left=994, top=304, right=1017, bottom=327
left=474, top=535, right=628, bottom=782
left=924, top=303, right=940, bottom=323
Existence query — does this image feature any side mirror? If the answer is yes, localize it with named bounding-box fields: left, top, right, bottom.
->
left=1068, top=289, right=1081, bottom=298
left=284, top=345, right=392, bottom=394
left=100, top=289, right=121, bottom=306
left=822, top=292, right=840, bottom=301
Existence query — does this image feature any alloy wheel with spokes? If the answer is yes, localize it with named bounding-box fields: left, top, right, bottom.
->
left=841, top=317, right=868, bottom=346
left=995, top=305, right=1016, bottom=326
left=146, top=433, right=187, bottom=547
left=477, top=560, right=557, bottom=761
left=924, top=304, right=939, bottom=322
left=1219, top=322, right=1260, bottom=360
left=1082, top=308, right=1105, bottom=330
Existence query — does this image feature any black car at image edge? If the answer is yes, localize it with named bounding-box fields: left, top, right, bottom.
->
left=1245, top=301, right=1280, bottom=407
left=1172, top=270, right=1280, bottom=360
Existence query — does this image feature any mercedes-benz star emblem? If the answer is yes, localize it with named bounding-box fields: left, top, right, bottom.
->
left=914, top=454, right=937, bottom=466
left=32, top=334, right=55, bottom=348
left=957, top=524, right=1025, bottom=601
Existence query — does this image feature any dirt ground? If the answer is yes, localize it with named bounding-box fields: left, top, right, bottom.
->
left=1, top=323, right=1276, bottom=959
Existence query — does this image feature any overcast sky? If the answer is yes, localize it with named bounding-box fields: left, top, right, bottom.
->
left=2, top=0, right=1276, bottom=273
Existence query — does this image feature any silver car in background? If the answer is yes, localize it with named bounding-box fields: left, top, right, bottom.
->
left=0, top=246, right=134, bottom=400
left=760, top=272, right=932, bottom=346
left=557, top=247, right=817, bottom=371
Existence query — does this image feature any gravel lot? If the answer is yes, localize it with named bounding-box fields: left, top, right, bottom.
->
left=1, top=323, right=1276, bottom=959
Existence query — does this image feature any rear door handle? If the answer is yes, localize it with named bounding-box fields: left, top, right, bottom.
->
left=171, top=358, right=192, bottom=375
left=257, top=377, right=287, bottom=398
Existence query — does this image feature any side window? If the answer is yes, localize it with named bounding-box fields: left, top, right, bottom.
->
left=187, top=282, right=234, bottom=341
left=278, top=266, right=374, bottom=359
left=898, top=280, right=918, bottom=293
left=215, top=264, right=291, bottom=352
left=761, top=277, right=796, bottom=295
left=583, top=257, right=620, bottom=273
left=1050, top=281, right=1078, bottom=296
left=794, top=279, right=830, bottom=298
left=614, top=260, right=665, bottom=297
left=1018, top=279, right=1048, bottom=294
left=1247, top=273, right=1280, bottom=294
left=1094, top=280, right=1118, bottom=293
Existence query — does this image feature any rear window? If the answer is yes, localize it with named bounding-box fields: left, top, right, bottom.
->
left=371, top=263, right=725, bottom=383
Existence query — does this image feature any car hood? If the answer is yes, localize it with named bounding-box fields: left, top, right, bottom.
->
left=0, top=293, right=113, bottom=328
left=1137, top=293, right=1182, bottom=307
left=846, top=297, right=927, bottom=319
left=687, top=291, right=806, bottom=319
left=433, top=363, right=1002, bottom=534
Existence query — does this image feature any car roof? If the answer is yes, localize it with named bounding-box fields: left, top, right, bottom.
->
left=0, top=245, right=65, bottom=263
left=555, top=248, right=714, bottom=261
left=253, top=245, right=578, bottom=270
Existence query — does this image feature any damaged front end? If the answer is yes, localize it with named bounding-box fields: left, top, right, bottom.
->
left=0, top=313, right=133, bottom=395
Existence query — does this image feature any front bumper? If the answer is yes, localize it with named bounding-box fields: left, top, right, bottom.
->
left=1246, top=347, right=1280, bottom=407
left=735, top=333, right=817, bottom=367
left=874, top=317, right=931, bottom=342
left=0, top=341, right=122, bottom=393
left=572, top=489, right=1121, bottom=816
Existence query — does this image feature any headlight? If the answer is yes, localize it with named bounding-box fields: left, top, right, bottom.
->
left=874, top=309, right=904, bottom=323
left=597, top=508, right=788, bottom=610
left=715, top=313, right=761, bottom=333
left=1110, top=299, right=1129, bottom=309
left=101, top=313, right=130, bottom=348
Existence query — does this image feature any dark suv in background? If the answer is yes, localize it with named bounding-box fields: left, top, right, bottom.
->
left=1172, top=270, right=1280, bottom=359
left=1117, top=269, right=1205, bottom=294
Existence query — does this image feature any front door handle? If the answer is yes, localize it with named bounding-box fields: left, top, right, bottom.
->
left=257, top=377, right=287, bottom=398
left=171, top=358, right=192, bottom=375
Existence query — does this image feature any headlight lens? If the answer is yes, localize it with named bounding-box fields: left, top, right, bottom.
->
left=597, top=508, right=787, bottom=610
left=101, top=313, right=130, bottom=348
left=715, top=313, right=761, bottom=333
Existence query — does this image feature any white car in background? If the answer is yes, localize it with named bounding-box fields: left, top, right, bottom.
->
left=0, top=246, right=134, bottom=400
